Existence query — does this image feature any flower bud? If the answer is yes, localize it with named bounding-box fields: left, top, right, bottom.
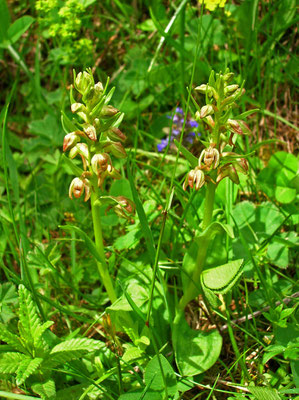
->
left=94, top=82, right=104, bottom=93
left=221, top=88, right=245, bottom=108
left=183, top=167, right=205, bottom=191
left=100, top=105, right=119, bottom=117
left=204, top=146, right=220, bottom=169
left=217, top=164, right=239, bottom=184
left=106, top=127, right=127, bottom=142
left=200, top=104, right=214, bottom=119
left=194, top=169, right=205, bottom=190
left=205, top=115, right=215, bottom=127
left=63, top=132, right=80, bottom=152
left=75, top=71, right=94, bottom=95
left=234, top=158, right=248, bottom=175
left=227, top=119, right=242, bottom=135
left=104, top=142, right=126, bottom=158
left=195, top=111, right=201, bottom=121
left=83, top=123, right=97, bottom=141
left=71, top=103, right=86, bottom=114
left=224, top=85, right=239, bottom=95
left=195, top=84, right=207, bottom=93
left=69, top=143, right=89, bottom=170
left=223, top=72, right=234, bottom=83
left=91, top=153, right=112, bottom=175
left=69, top=177, right=91, bottom=201
left=108, top=168, right=121, bottom=180
left=195, top=84, right=215, bottom=98
left=106, top=196, right=135, bottom=220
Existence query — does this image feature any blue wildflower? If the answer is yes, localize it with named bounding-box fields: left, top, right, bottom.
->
left=157, top=107, right=200, bottom=152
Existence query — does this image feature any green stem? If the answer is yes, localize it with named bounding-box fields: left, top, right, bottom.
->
left=90, top=190, right=117, bottom=303
left=202, top=179, right=216, bottom=231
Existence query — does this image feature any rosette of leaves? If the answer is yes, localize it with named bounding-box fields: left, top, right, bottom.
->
left=0, top=285, right=104, bottom=399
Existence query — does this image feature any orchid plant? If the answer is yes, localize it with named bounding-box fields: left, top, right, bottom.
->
left=173, top=69, right=257, bottom=376
left=62, top=69, right=134, bottom=303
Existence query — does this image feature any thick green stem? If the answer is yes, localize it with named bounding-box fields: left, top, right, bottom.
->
left=91, top=191, right=117, bottom=303
left=202, top=180, right=216, bottom=231
left=178, top=179, right=217, bottom=310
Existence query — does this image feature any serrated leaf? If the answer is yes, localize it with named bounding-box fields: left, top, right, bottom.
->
left=202, top=259, right=244, bottom=293
left=122, top=346, right=143, bottom=363
left=18, top=284, right=41, bottom=345
left=249, top=386, right=282, bottom=400
left=47, top=338, right=102, bottom=366
left=32, top=379, right=56, bottom=400
left=34, top=321, right=54, bottom=351
left=16, top=357, right=43, bottom=385
left=0, top=352, right=28, bottom=374
left=0, top=323, right=27, bottom=354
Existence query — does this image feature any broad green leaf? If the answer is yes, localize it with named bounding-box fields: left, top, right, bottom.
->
left=7, top=16, right=34, bottom=45
left=182, top=222, right=234, bottom=294
left=32, top=379, right=56, bottom=400
left=249, top=387, right=282, bottom=400
left=0, top=0, right=10, bottom=44
left=275, top=186, right=296, bottom=204
left=16, top=357, right=43, bottom=385
left=122, top=346, right=143, bottom=363
left=173, top=310, right=222, bottom=376
left=202, top=259, right=244, bottom=293
left=174, top=139, right=198, bottom=168
left=144, top=354, right=177, bottom=397
left=0, top=352, right=28, bottom=374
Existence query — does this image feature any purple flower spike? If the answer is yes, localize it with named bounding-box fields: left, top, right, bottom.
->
left=176, top=107, right=183, bottom=114
left=189, top=131, right=196, bottom=136
left=189, top=120, right=199, bottom=128
left=172, top=129, right=180, bottom=136
left=185, top=136, right=194, bottom=144
left=157, top=138, right=169, bottom=152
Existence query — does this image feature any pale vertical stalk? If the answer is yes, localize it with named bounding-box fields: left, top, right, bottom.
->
left=90, top=190, right=117, bottom=303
